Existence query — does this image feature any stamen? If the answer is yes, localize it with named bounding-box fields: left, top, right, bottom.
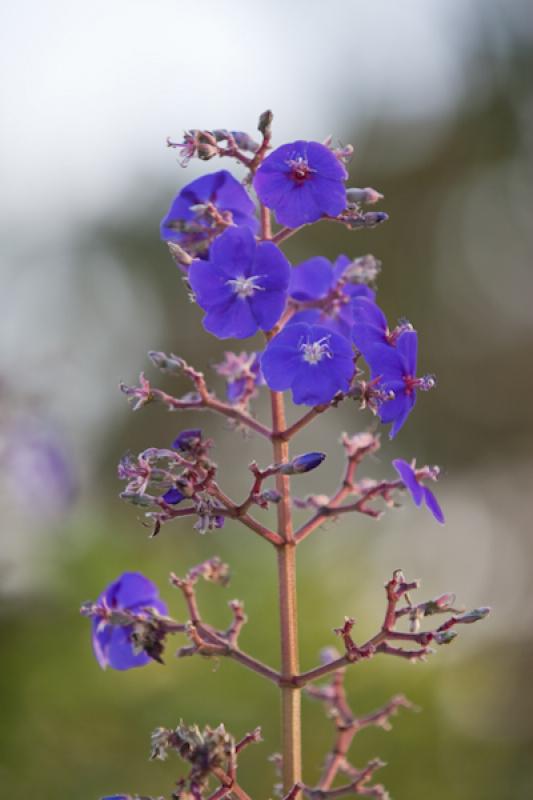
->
left=299, top=335, right=332, bottom=365
left=226, top=275, right=265, bottom=299
left=286, top=154, right=316, bottom=182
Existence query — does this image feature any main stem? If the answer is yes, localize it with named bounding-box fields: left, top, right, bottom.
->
left=271, top=390, right=302, bottom=791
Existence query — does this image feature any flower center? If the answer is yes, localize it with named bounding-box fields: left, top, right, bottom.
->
left=299, top=336, right=332, bottom=365
left=226, top=275, right=264, bottom=299
left=286, top=155, right=315, bottom=183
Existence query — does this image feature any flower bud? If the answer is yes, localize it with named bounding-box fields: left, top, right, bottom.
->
left=346, top=187, right=384, bottom=205
left=258, top=109, right=273, bottom=137
left=231, top=130, right=259, bottom=152
left=120, top=491, right=153, bottom=507
left=361, top=211, right=389, bottom=228
left=457, top=607, right=491, bottom=624
left=148, top=351, right=185, bottom=375
left=343, top=254, right=382, bottom=284
left=161, top=488, right=185, bottom=505
left=261, top=489, right=282, bottom=504
left=434, top=630, right=458, bottom=645
left=280, top=452, right=326, bottom=475
left=172, top=429, right=202, bottom=453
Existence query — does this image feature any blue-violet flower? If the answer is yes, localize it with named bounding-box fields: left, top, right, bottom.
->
left=261, top=323, right=354, bottom=405
left=92, top=573, right=168, bottom=670
left=253, top=141, right=347, bottom=228
left=188, top=226, right=291, bottom=339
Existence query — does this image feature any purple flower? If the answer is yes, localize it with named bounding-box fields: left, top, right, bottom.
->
left=393, top=459, right=444, bottom=524
left=253, top=141, right=347, bottom=228
left=160, top=170, right=257, bottom=257
left=261, top=323, right=354, bottom=405
left=288, top=255, right=376, bottom=338
left=360, top=330, right=434, bottom=438
left=91, top=573, right=168, bottom=670
left=188, top=226, right=291, bottom=339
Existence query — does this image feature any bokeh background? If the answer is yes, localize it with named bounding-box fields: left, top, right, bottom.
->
left=1, top=1, right=533, bottom=798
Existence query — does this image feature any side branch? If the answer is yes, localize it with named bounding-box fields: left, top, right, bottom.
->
left=122, top=364, right=272, bottom=440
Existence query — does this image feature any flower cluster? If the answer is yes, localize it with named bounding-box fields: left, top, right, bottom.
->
left=81, top=112, right=489, bottom=800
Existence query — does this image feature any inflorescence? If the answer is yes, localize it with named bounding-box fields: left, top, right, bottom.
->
left=82, top=111, right=489, bottom=800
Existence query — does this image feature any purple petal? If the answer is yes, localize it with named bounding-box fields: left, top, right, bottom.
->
left=106, top=626, right=152, bottom=671
left=260, top=345, right=302, bottom=391
left=274, top=183, right=322, bottom=228
left=307, top=141, right=348, bottom=180
left=203, top=296, right=258, bottom=339
left=101, top=572, right=161, bottom=611
left=249, top=289, right=287, bottom=331
left=289, top=257, right=333, bottom=300
left=392, top=459, right=424, bottom=506
left=397, top=330, right=418, bottom=375
left=309, top=175, right=347, bottom=218
left=254, top=241, right=291, bottom=292
left=424, top=486, right=445, bottom=524
left=209, top=226, right=256, bottom=277
left=365, top=344, right=405, bottom=381
left=188, top=258, right=234, bottom=307
left=389, top=392, right=417, bottom=438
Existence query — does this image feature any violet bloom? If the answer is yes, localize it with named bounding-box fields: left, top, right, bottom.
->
left=261, top=323, right=354, bottom=405
left=92, top=573, right=167, bottom=670
left=253, top=141, right=347, bottom=228
left=393, top=459, right=444, bottom=524
left=362, top=330, right=434, bottom=438
left=161, top=170, right=257, bottom=256
left=288, top=255, right=375, bottom=338
left=188, top=226, right=291, bottom=339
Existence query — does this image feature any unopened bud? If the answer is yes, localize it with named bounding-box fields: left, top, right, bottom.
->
left=197, top=142, right=218, bottom=160
left=343, top=254, right=382, bottom=284
left=346, top=187, right=384, bottom=205
left=231, top=130, right=259, bottom=152
left=148, top=351, right=185, bottom=375
left=457, top=607, right=491, bottom=624
left=261, top=489, right=281, bottom=504
left=361, top=211, right=389, bottom=228
left=434, top=630, right=458, bottom=645
left=424, top=593, right=457, bottom=615
left=120, top=491, right=153, bottom=508
left=280, top=452, right=326, bottom=475
left=258, top=110, right=273, bottom=137
left=167, top=241, right=193, bottom=268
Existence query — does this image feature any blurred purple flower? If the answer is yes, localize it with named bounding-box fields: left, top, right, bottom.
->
left=188, top=226, right=290, bottom=339
left=261, top=323, right=354, bottom=405
left=393, top=459, right=444, bottom=524
left=253, top=141, right=347, bottom=228
left=92, top=573, right=167, bottom=670
left=2, top=421, right=77, bottom=518
left=214, top=351, right=263, bottom=404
